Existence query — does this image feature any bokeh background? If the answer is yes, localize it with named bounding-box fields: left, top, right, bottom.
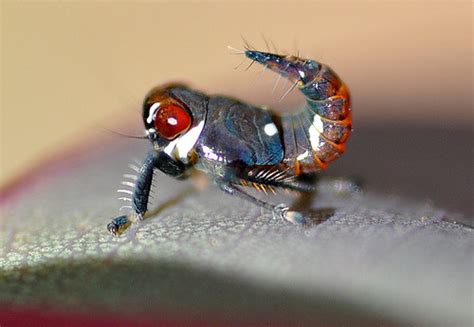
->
left=1, top=1, right=472, bottom=215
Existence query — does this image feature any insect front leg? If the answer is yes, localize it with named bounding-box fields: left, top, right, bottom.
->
left=217, top=182, right=306, bottom=226
left=107, top=151, right=159, bottom=235
left=107, top=151, right=186, bottom=235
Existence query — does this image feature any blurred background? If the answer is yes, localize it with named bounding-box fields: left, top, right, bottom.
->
left=1, top=1, right=472, bottom=215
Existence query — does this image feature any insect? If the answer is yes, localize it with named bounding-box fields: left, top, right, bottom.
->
left=107, top=46, right=352, bottom=235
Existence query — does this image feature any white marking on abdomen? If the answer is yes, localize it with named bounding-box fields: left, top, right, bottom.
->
left=297, top=150, right=309, bottom=161
left=309, top=115, right=324, bottom=151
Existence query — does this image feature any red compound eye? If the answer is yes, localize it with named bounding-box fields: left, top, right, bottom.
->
left=154, top=104, right=192, bottom=140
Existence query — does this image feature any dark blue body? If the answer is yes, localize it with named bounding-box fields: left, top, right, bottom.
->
left=107, top=49, right=353, bottom=235
left=195, top=96, right=283, bottom=177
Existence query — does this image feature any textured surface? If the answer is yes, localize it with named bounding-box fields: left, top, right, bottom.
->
left=0, top=137, right=472, bottom=326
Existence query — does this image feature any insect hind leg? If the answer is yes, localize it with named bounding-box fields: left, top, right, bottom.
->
left=218, top=182, right=306, bottom=226
left=315, top=176, right=362, bottom=196
left=276, top=175, right=361, bottom=196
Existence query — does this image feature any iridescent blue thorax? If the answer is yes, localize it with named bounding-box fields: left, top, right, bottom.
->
left=195, top=96, right=284, bottom=167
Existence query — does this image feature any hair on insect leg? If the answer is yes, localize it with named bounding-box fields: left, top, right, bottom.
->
left=123, top=174, right=138, bottom=181
left=128, top=164, right=140, bottom=173
left=121, top=181, right=136, bottom=188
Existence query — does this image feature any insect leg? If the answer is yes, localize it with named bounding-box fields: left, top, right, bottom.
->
left=219, top=182, right=274, bottom=211
left=315, top=176, right=362, bottom=196
left=108, top=151, right=160, bottom=235
left=153, top=152, right=187, bottom=178
left=271, top=179, right=318, bottom=193
left=108, top=151, right=188, bottom=235
left=218, top=182, right=306, bottom=226
left=254, top=172, right=360, bottom=196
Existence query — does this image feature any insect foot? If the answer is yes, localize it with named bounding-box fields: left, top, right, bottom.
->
left=107, top=215, right=131, bottom=236
left=107, top=212, right=144, bottom=236
left=273, top=204, right=306, bottom=226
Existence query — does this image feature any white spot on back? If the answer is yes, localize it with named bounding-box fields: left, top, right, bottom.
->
left=264, top=123, right=278, bottom=136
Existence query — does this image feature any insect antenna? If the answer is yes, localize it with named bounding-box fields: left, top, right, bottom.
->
left=101, top=126, right=148, bottom=139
